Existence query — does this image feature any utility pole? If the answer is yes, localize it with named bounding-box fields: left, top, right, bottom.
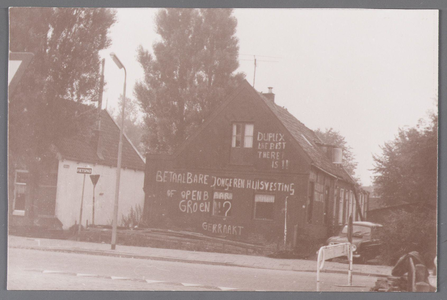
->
left=110, top=52, right=127, bottom=251
left=253, top=56, right=257, bottom=88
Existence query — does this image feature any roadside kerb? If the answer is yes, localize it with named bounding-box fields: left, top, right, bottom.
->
left=10, top=244, right=390, bottom=278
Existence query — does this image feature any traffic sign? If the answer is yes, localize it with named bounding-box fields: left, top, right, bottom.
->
left=347, top=215, right=353, bottom=244
left=77, top=167, right=92, bottom=174
left=90, top=174, right=100, bottom=185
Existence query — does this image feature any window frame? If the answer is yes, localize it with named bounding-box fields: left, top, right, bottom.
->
left=323, top=185, right=330, bottom=225
left=338, top=188, right=345, bottom=225
left=13, top=169, right=28, bottom=216
left=253, top=193, right=275, bottom=220
left=344, top=190, right=350, bottom=224
left=231, top=123, right=254, bottom=149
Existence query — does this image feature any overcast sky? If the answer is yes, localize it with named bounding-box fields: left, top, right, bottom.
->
left=101, top=8, right=438, bottom=186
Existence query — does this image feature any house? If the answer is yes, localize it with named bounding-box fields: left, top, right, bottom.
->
left=9, top=103, right=145, bottom=231
left=143, top=81, right=368, bottom=249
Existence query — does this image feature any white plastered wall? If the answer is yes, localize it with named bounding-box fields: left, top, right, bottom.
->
left=55, top=160, right=145, bottom=229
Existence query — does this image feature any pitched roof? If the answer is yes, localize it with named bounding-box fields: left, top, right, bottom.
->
left=173, top=80, right=355, bottom=184
left=367, top=197, right=415, bottom=211
left=257, top=86, right=354, bottom=183
left=56, top=109, right=145, bottom=171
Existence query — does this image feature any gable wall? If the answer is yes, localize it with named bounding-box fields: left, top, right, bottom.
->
left=175, top=87, right=311, bottom=175
left=143, top=84, right=368, bottom=248
left=143, top=86, right=327, bottom=246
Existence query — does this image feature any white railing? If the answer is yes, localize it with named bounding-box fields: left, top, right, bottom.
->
left=316, top=242, right=355, bottom=291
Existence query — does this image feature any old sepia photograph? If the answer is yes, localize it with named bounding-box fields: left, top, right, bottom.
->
left=7, top=7, right=438, bottom=292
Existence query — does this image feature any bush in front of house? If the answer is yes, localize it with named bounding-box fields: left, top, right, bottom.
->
left=121, top=205, right=147, bottom=228
left=376, top=206, right=436, bottom=267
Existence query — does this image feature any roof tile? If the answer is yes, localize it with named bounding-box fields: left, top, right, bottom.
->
left=56, top=109, right=144, bottom=171
left=259, top=93, right=354, bottom=182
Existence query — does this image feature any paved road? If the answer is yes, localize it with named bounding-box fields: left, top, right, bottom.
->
left=8, top=248, right=376, bottom=291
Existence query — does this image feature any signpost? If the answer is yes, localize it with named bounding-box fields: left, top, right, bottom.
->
left=346, top=214, right=354, bottom=285
left=77, top=167, right=92, bottom=240
left=347, top=214, right=353, bottom=244
left=283, top=196, right=288, bottom=249
left=89, top=174, right=100, bottom=226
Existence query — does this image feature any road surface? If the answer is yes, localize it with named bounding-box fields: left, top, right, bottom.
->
left=8, top=248, right=377, bottom=291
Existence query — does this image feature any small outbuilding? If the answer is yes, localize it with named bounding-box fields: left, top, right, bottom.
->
left=9, top=105, right=145, bottom=231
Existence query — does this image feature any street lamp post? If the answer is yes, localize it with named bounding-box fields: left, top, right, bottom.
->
left=110, top=52, right=126, bottom=250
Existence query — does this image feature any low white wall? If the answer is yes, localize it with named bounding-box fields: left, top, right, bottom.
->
left=55, top=160, right=145, bottom=229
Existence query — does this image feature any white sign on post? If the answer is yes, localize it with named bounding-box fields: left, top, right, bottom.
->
left=77, top=167, right=92, bottom=174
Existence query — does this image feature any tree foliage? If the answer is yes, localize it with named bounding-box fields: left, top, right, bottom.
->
left=9, top=8, right=116, bottom=216
left=372, top=111, right=437, bottom=265
left=9, top=7, right=116, bottom=160
left=135, top=8, right=244, bottom=154
left=376, top=207, right=436, bottom=266
left=373, top=112, right=437, bottom=208
left=111, top=96, right=146, bottom=154
left=314, top=128, right=358, bottom=177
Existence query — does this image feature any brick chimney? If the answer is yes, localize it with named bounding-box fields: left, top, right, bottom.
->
left=263, top=87, right=275, bottom=103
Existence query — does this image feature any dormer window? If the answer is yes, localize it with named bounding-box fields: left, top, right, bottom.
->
left=230, top=123, right=254, bottom=165
left=232, top=123, right=253, bottom=148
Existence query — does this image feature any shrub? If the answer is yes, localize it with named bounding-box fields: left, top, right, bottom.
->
left=120, top=204, right=146, bottom=228
left=377, top=206, right=436, bottom=266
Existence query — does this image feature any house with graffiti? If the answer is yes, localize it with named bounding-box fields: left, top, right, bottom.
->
left=143, top=80, right=368, bottom=248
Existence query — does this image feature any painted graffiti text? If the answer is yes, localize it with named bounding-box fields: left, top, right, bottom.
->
left=156, top=170, right=295, bottom=195
left=156, top=171, right=209, bottom=185
left=181, top=190, right=209, bottom=201
left=202, top=222, right=243, bottom=235
left=166, top=190, right=176, bottom=197
left=257, top=132, right=285, bottom=142
left=179, top=200, right=210, bottom=214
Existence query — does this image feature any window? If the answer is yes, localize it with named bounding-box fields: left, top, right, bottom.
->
left=232, top=124, right=242, bottom=147
left=344, top=190, right=349, bottom=223
left=230, top=123, right=254, bottom=165
left=341, top=225, right=371, bottom=237
left=301, top=134, right=314, bottom=147
left=232, top=123, right=253, bottom=148
left=13, top=170, right=28, bottom=216
left=358, top=194, right=363, bottom=219
left=213, top=191, right=233, bottom=217
left=349, top=191, right=354, bottom=220
left=363, top=195, right=368, bottom=219
left=332, top=188, right=338, bottom=221
left=254, top=194, right=274, bottom=220
left=338, top=189, right=344, bottom=225
left=323, top=186, right=330, bottom=225
left=307, top=182, right=315, bottom=223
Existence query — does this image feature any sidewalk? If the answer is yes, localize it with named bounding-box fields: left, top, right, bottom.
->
left=8, top=235, right=392, bottom=278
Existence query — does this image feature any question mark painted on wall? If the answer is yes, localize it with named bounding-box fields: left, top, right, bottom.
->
left=223, top=201, right=231, bottom=217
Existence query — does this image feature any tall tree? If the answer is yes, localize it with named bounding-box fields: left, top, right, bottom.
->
left=372, top=112, right=437, bottom=208
left=314, top=128, right=358, bottom=177
left=135, top=8, right=244, bottom=154
left=110, top=95, right=146, bottom=154
left=372, top=111, right=437, bottom=264
left=9, top=8, right=116, bottom=216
